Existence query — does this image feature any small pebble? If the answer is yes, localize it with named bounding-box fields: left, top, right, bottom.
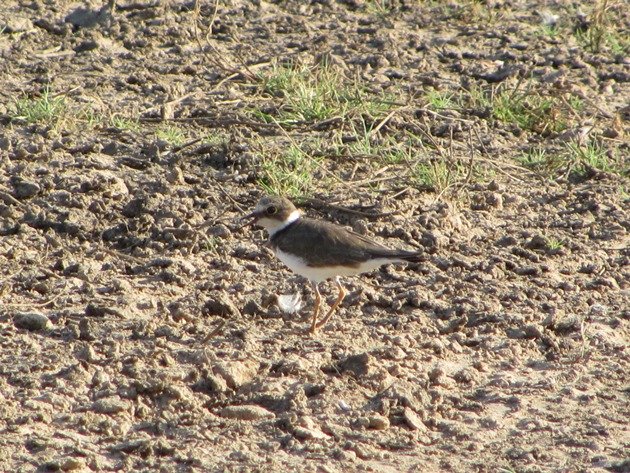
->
left=403, top=407, right=427, bottom=431
left=292, top=426, right=327, bottom=440
left=220, top=405, right=275, bottom=421
left=13, top=312, right=52, bottom=331
left=368, top=415, right=390, bottom=430
left=11, top=177, right=40, bottom=199
left=92, top=397, right=128, bottom=414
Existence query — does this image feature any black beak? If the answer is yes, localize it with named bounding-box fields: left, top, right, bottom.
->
left=235, top=210, right=262, bottom=230
left=241, top=210, right=261, bottom=223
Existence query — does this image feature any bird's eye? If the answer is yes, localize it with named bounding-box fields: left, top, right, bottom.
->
left=266, top=206, right=277, bottom=215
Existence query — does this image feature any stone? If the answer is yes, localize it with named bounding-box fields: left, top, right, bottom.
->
left=203, top=293, right=241, bottom=317
left=338, top=353, right=373, bottom=377
left=292, top=426, right=328, bottom=440
left=220, top=405, right=275, bottom=421
left=214, top=361, right=258, bottom=390
left=91, top=397, right=128, bottom=414
left=209, top=224, right=232, bottom=239
left=0, top=15, right=33, bottom=34
left=367, top=415, right=390, bottom=430
left=11, top=177, right=40, bottom=199
left=403, top=407, right=427, bottom=431
left=1, top=16, right=34, bottom=33
left=13, top=312, right=52, bottom=331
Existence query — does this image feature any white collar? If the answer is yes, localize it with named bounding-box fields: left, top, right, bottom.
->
left=269, top=209, right=301, bottom=237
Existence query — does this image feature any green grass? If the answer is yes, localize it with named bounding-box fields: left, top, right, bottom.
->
left=346, top=125, right=378, bottom=157
left=518, top=148, right=548, bottom=168
left=110, top=115, right=140, bottom=132
left=339, top=120, right=489, bottom=194
left=260, top=62, right=345, bottom=122
left=365, top=0, right=393, bottom=15
left=156, top=125, right=186, bottom=146
left=12, top=89, right=107, bottom=132
left=518, top=141, right=626, bottom=179
left=257, top=61, right=393, bottom=124
left=341, top=121, right=424, bottom=167
left=573, top=0, right=629, bottom=54
left=449, top=0, right=504, bottom=24
left=80, top=108, right=105, bottom=129
left=351, top=134, right=415, bottom=165
left=546, top=236, right=564, bottom=251
left=13, top=88, right=66, bottom=127
left=201, top=235, right=223, bottom=256
left=381, top=136, right=418, bottom=165
left=517, top=148, right=565, bottom=176
left=566, top=141, right=617, bottom=176
left=465, top=84, right=571, bottom=134
left=413, top=159, right=467, bottom=193
left=566, top=95, right=584, bottom=112
left=538, top=24, right=560, bottom=38
left=425, top=90, right=456, bottom=110
left=493, top=90, right=562, bottom=133
left=604, top=29, right=630, bottom=55
left=258, top=144, right=321, bottom=199
left=202, top=131, right=229, bottom=146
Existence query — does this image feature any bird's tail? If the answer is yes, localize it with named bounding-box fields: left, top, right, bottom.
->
left=397, top=251, right=424, bottom=263
left=370, top=249, right=424, bottom=263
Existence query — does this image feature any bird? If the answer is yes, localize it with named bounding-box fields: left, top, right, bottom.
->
left=244, top=195, right=422, bottom=333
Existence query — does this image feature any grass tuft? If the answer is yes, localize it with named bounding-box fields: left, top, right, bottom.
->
left=413, top=159, right=467, bottom=193
left=566, top=141, right=617, bottom=176
left=258, top=145, right=320, bottom=199
left=517, top=148, right=564, bottom=176
left=156, top=125, right=186, bottom=146
left=465, top=84, right=575, bottom=134
left=574, top=0, right=629, bottom=54
left=13, top=88, right=67, bottom=127
left=110, top=115, right=140, bottom=132
left=518, top=140, right=626, bottom=179
left=257, top=60, right=393, bottom=124
left=425, top=89, right=456, bottom=110
left=365, top=0, right=393, bottom=15
left=546, top=236, right=564, bottom=251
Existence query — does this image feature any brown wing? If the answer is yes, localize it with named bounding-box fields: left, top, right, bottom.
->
left=273, top=218, right=417, bottom=267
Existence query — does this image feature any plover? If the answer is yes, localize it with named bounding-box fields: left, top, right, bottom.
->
left=245, top=196, right=422, bottom=333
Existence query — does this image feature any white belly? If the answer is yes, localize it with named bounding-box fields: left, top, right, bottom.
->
left=275, top=249, right=398, bottom=283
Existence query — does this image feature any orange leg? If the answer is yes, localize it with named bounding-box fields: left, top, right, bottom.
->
left=315, top=277, right=346, bottom=330
left=309, top=282, right=322, bottom=334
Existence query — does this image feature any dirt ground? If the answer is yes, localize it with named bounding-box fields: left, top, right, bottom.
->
left=0, top=1, right=628, bottom=472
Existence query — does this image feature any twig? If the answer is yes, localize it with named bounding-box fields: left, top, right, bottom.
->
left=416, top=107, right=475, bottom=124
left=99, top=247, right=144, bottom=264
left=34, top=49, right=75, bottom=59
left=192, top=1, right=232, bottom=74
left=215, top=179, right=247, bottom=213
left=390, top=187, right=411, bottom=200
left=0, top=190, right=25, bottom=207
left=301, top=197, right=399, bottom=219
left=460, top=127, right=476, bottom=188
left=140, top=91, right=198, bottom=117
left=138, top=116, right=280, bottom=130
left=349, top=174, right=398, bottom=186
left=472, top=126, right=528, bottom=182
left=369, top=109, right=398, bottom=137
left=203, top=319, right=226, bottom=341
left=52, top=86, right=81, bottom=98
left=170, top=137, right=203, bottom=154
left=192, top=0, right=257, bottom=82
left=474, top=157, right=528, bottom=183
left=5, top=291, right=66, bottom=308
